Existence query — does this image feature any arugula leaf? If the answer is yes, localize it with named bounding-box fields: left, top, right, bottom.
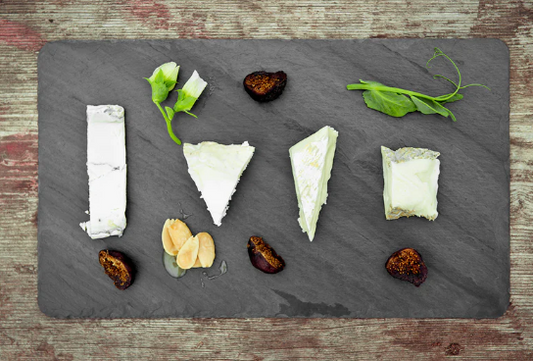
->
left=410, top=96, right=449, bottom=117
left=346, top=48, right=489, bottom=122
left=363, top=90, right=416, bottom=117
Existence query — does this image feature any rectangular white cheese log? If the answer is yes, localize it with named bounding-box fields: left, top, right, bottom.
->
left=80, top=105, right=127, bottom=239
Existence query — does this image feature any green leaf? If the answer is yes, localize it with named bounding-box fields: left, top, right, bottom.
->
left=165, top=106, right=175, bottom=121
left=346, top=49, right=489, bottom=123
left=183, top=110, right=198, bottom=118
left=410, top=95, right=449, bottom=117
left=362, top=89, right=417, bottom=117
left=174, top=89, right=199, bottom=113
left=165, top=80, right=177, bottom=89
left=149, top=81, right=169, bottom=103
left=154, top=68, right=164, bottom=84
left=145, top=68, right=171, bottom=103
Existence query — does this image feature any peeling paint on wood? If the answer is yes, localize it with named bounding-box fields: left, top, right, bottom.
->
left=0, top=19, right=46, bottom=52
left=0, top=0, right=533, bottom=359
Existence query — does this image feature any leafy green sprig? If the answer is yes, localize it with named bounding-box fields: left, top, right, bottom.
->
left=346, top=48, right=490, bottom=122
left=145, top=63, right=207, bottom=145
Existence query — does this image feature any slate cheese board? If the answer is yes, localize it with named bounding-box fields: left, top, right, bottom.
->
left=37, top=39, right=510, bottom=318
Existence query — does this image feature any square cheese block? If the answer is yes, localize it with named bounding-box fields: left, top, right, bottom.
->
left=183, top=141, right=255, bottom=226
left=381, top=146, right=440, bottom=221
left=80, top=105, right=127, bottom=239
left=289, top=126, right=338, bottom=242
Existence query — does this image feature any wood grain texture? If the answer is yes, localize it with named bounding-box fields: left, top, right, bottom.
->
left=0, top=0, right=532, bottom=359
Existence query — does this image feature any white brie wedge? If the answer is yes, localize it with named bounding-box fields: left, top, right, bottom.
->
left=381, top=146, right=440, bottom=221
left=183, top=141, right=255, bottom=226
left=80, top=105, right=127, bottom=239
left=289, top=126, right=338, bottom=242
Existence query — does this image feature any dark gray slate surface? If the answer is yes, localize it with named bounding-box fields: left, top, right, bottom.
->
left=37, top=39, right=510, bottom=318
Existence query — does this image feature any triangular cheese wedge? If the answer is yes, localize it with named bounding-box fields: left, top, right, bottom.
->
left=183, top=141, right=255, bottom=226
left=289, top=126, right=338, bottom=242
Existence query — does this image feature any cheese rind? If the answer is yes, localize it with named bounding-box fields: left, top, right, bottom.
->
left=183, top=141, right=255, bottom=226
left=80, top=105, right=127, bottom=239
left=381, top=146, right=440, bottom=221
left=289, top=126, right=338, bottom=242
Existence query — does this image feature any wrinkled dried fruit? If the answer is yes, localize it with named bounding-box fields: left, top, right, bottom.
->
left=247, top=236, right=285, bottom=274
left=385, top=248, right=428, bottom=287
left=176, top=235, right=199, bottom=270
left=162, top=219, right=192, bottom=256
left=197, top=232, right=216, bottom=268
left=98, top=250, right=134, bottom=290
left=243, top=71, right=287, bottom=102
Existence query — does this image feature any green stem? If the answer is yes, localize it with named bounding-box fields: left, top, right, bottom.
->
left=183, top=110, right=197, bottom=118
left=425, top=49, right=461, bottom=101
left=155, top=102, right=181, bottom=145
left=347, top=84, right=439, bottom=101
left=433, top=74, right=491, bottom=91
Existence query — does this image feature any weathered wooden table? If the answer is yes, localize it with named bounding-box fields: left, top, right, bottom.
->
left=1, top=1, right=532, bottom=359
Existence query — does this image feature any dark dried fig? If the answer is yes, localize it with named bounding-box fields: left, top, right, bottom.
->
left=243, top=71, right=287, bottom=102
left=98, top=250, right=134, bottom=290
left=247, top=236, right=285, bottom=274
left=385, top=248, right=427, bottom=287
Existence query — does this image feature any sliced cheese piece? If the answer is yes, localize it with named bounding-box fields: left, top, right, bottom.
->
left=381, top=146, right=440, bottom=221
left=183, top=141, right=255, bottom=226
left=289, top=126, right=338, bottom=242
left=80, top=105, right=127, bottom=239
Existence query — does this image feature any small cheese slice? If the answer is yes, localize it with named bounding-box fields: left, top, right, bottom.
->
left=80, top=105, right=127, bottom=239
left=183, top=141, right=255, bottom=226
left=289, top=126, right=338, bottom=242
left=381, top=146, right=440, bottom=221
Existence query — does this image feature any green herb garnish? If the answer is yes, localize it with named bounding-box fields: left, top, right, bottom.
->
left=346, top=48, right=489, bottom=122
left=145, top=63, right=207, bottom=145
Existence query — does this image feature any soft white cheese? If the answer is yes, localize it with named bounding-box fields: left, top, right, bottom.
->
left=183, top=141, right=255, bottom=226
left=289, top=126, right=338, bottom=242
left=381, top=146, right=440, bottom=221
left=80, top=105, right=127, bottom=239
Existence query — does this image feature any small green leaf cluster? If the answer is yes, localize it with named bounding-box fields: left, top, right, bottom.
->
left=347, top=48, right=489, bottom=122
left=145, top=63, right=208, bottom=145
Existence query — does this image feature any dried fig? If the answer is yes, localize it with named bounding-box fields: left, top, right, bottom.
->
left=98, top=250, right=134, bottom=290
left=176, top=235, right=199, bottom=270
left=243, top=71, right=287, bottom=102
left=197, top=232, right=215, bottom=268
left=247, top=236, right=285, bottom=274
left=385, top=248, right=428, bottom=287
